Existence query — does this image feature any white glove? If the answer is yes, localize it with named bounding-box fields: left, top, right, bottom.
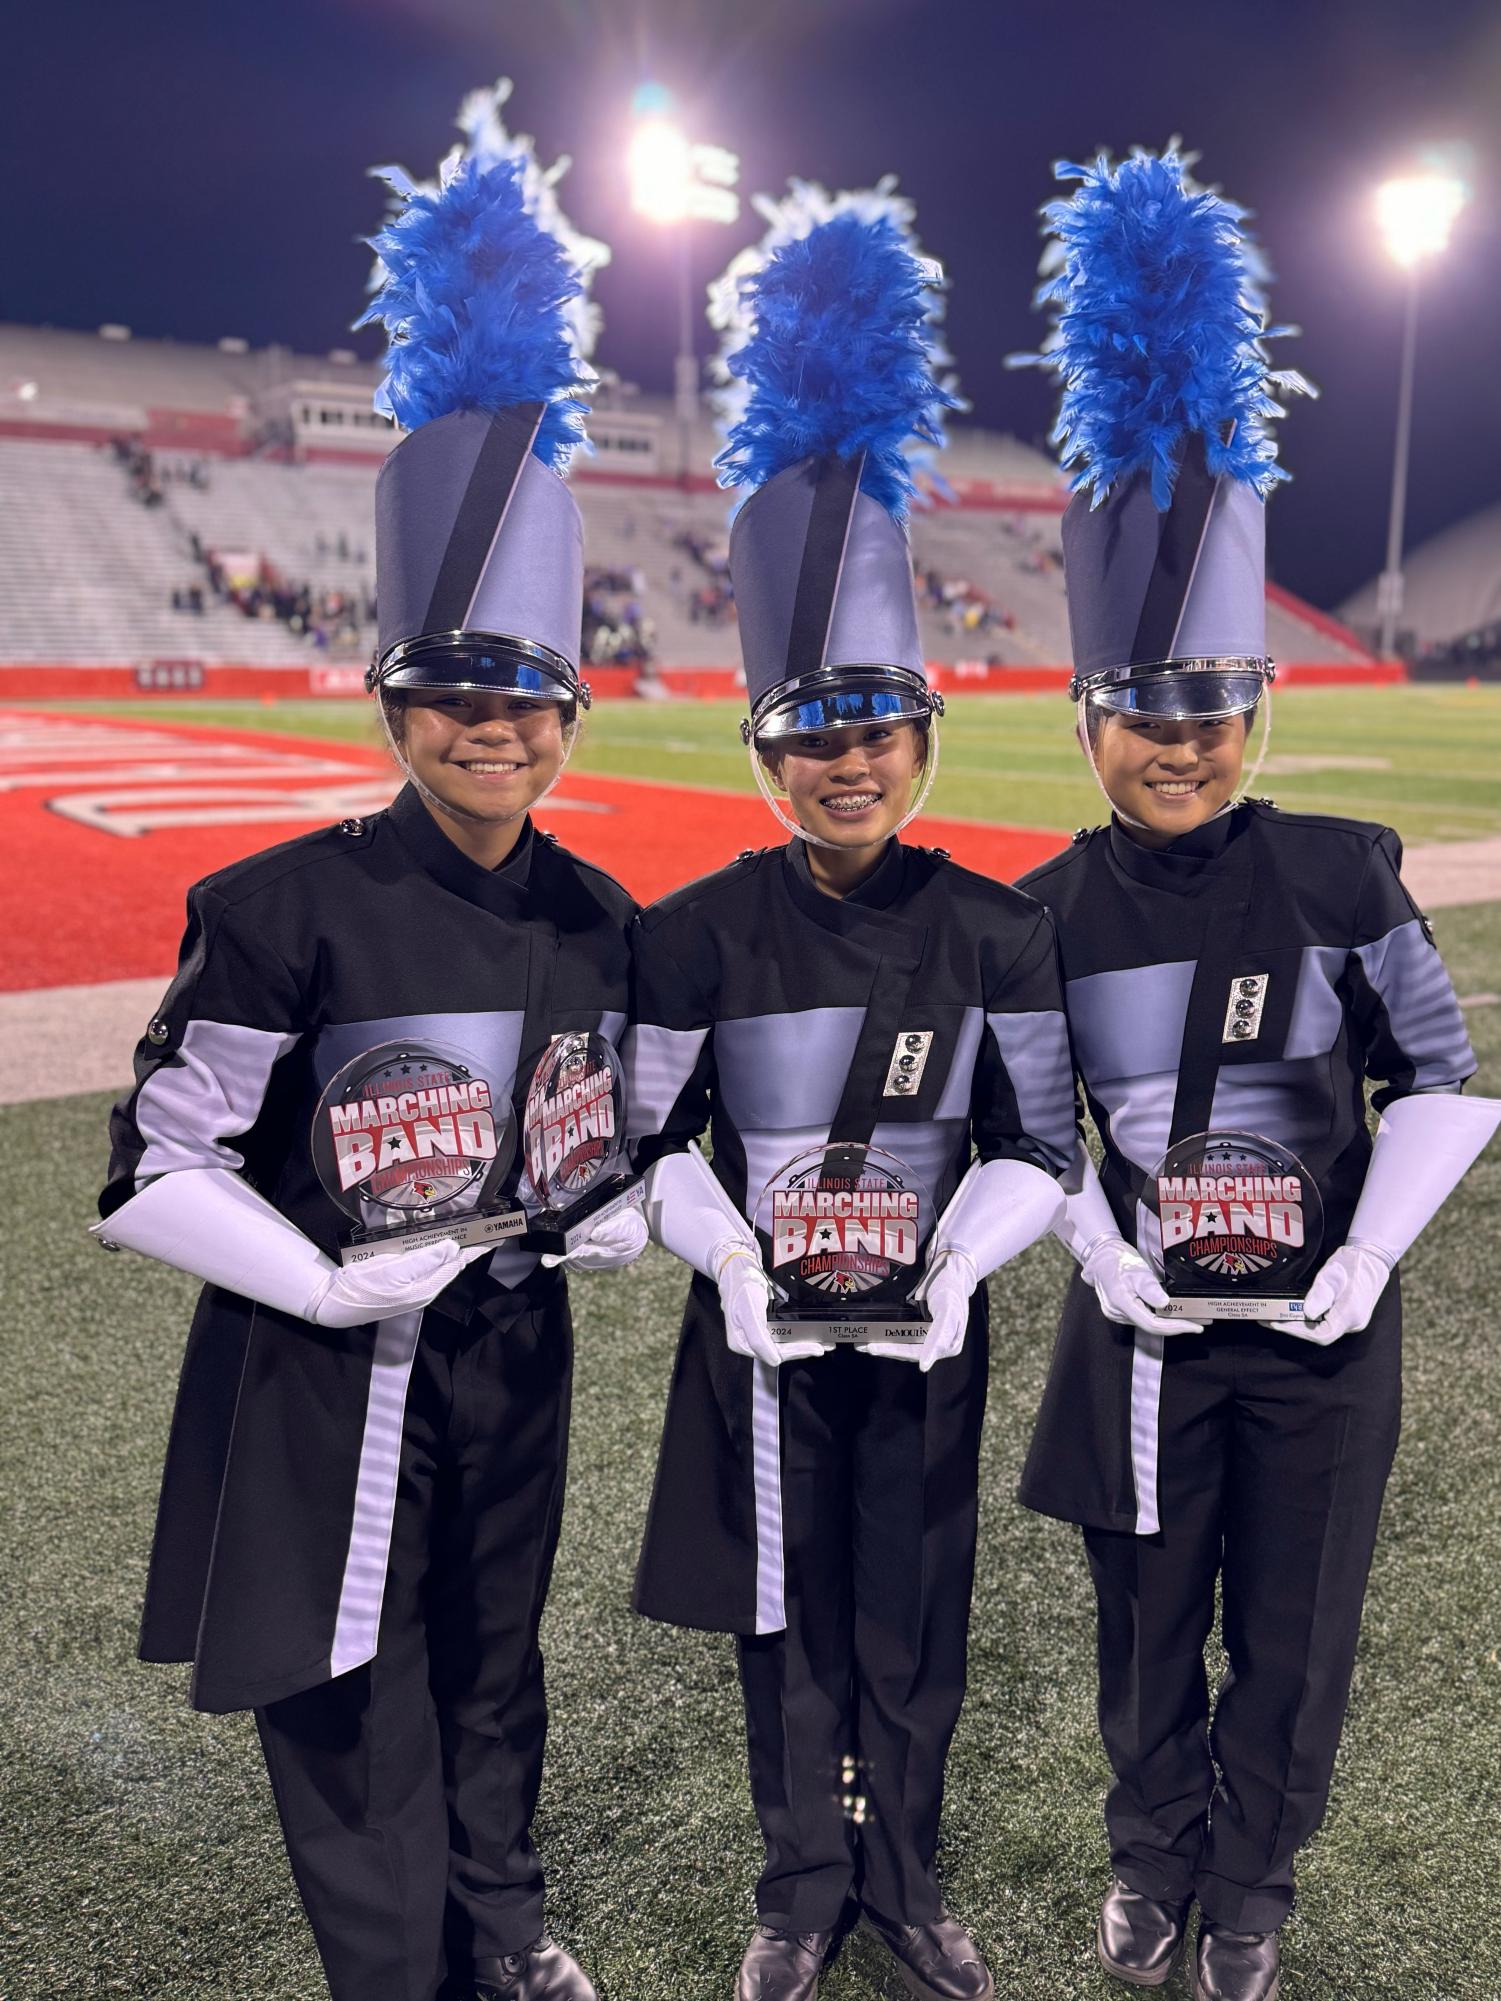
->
left=1266, top=1091, right=1501, bottom=1340
left=1081, top=1236, right=1204, bottom=1337
left=306, top=1239, right=483, bottom=1328
left=539, top=1200, right=648, bottom=1272
left=707, top=1241, right=821, bottom=1365
left=906, top=1248, right=977, bottom=1372
left=92, top=1166, right=486, bottom=1328
left=1055, top=1142, right=1204, bottom=1336
left=867, top=1156, right=1065, bottom=1367
left=1289, top=1243, right=1394, bottom=1345
left=644, top=1143, right=828, bottom=1365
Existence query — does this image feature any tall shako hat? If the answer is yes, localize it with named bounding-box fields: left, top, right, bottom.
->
left=358, top=95, right=601, bottom=711
left=1017, top=149, right=1310, bottom=719
left=714, top=181, right=961, bottom=745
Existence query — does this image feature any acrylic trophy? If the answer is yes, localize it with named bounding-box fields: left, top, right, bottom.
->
left=312, top=1040, right=525, bottom=1265
left=520, top=1030, right=643, bottom=1256
left=1142, top=1129, right=1324, bottom=1325
left=756, top=1141, right=933, bottom=1348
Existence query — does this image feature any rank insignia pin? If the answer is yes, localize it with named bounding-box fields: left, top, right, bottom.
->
left=884, top=1030, right=934, bottom=1096
left=1223, top=973, right=1269, bottom=1044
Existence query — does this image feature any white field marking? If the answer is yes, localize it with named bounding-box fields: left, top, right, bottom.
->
left=0, top=978, right=169, bottom=1105
left=1459, top=993, right=1499, bottom=1010
left=1258, top=754, right=1393, bottom=775
left=1402, top=838, right=1501, bottom=911
left=49, top=779, right=405, bottom=836
left=0, top=759, right=362, bottom=792
left=0, top=737, right=302, bottom=765
left=49, top=779, right=610, bottom=836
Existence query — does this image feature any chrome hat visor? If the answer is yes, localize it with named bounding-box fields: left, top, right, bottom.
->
left=1076, top=659, right=1271, bottom=722
left=368, top=632, right=589, bottom=710
left=749, top=666, right=936, bottom=745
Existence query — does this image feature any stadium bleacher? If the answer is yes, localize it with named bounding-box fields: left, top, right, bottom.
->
left=0, top=321, right=1377, bottom=683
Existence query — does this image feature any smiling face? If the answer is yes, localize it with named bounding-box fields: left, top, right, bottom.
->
left=1089, top=708, right=1250, bottom=839
left=762, top=719, right=927, bottom=849
left=392, top=688, right=569, bottom=826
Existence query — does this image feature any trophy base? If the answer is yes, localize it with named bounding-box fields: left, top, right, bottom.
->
left=768, top=1312, right=930, bottom=1349
left=339, top=1205, right=528, bottom=1267
left=524, top=1175, right=646, bottom=1257
left=1157, top=1294, right=1307, bottom=1326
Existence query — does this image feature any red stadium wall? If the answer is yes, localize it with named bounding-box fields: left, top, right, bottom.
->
left=0, top=661, right=1408, bottom=701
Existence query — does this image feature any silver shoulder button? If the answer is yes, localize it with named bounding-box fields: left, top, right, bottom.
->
left=146, top=1018, right=170, bottom=1046
left=339, top=817, right=365, bottom=836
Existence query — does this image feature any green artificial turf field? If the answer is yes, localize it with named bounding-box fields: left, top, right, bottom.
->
left=48, top=681, right=1501, bottom=843
left=4, top=685, right=1499, bottom=1997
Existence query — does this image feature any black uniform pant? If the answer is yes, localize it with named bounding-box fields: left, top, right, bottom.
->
left=737, top=1302, right=988, bottom=1933
left=255, top=1284, right=573, bottom=2001
left=1082, top=1296, right=1401, bottom=1935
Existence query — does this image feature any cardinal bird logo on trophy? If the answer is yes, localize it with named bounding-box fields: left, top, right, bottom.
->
left=312, top=1040, right=525, bottom=1264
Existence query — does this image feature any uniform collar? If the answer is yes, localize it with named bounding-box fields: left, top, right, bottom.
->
left=1107, top=802, right=1249, bottom=896
left=386, top=782, right=536, bottom=917
left=781, top=836, right=926, bottom=959
left=786, top=832, right=907, bottom=910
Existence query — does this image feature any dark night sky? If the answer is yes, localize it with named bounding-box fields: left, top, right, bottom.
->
left=12, top=0, right=1500, bottom=611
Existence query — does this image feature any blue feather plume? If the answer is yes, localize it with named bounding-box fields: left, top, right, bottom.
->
left=714, top=183, right=962, bottom=521
left=356, top=151, right=590, bottom=470
left=1013, top=150, right=1311, bottom=510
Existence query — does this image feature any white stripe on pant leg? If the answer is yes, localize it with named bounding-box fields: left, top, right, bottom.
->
left=1130, top=1331, right=1165, bottom=1537
left=751, top=1359, right=786, bottom=1634
left=329, top=1311, right=423, bottom=1678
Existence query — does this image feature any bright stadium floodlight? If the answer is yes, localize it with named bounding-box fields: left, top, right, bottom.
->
left=1372, top=168, right=1470, bottom=657
left=1375, top=172, right=1467, bottom=268
left=628, top=119, right=693, bottom=226
left=628, top=88, right=741, bottom=483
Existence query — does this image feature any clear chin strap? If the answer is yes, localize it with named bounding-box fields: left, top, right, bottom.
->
left=748, top=714, right=943, bottom=850
left=1077, top=682, right=1274, bottom=832
left=377, top=695, right=581, bottom=823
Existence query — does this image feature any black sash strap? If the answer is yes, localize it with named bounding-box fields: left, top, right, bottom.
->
left=1165, top=868, right=1255, bottom=1152
left=1102, top=851, right=1257, bottom=1229
left=434, top=905, right=560, bottom=1324
left=510, top=920, right=561, bottom=1172
left=816, top=922, right=927, bottom=1209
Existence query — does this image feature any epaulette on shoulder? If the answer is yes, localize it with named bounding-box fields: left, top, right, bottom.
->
left=1243, top=799, right=1390, bottom=847
left=534, top=833, right=637, bottom=916
left=197, top=811, right=383, bottom=907
left=640, top=847, right=772, bottom=927
left=926, top=849, right=1044, bottom=912
left=1016, top=828, right=1099, bottom=892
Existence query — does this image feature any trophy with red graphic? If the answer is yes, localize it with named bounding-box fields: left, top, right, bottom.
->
left=1142, top=1129, right=1324, bottom=1325
left=312, top=1041, right=526, bottom=1265
left=756, top=1142, right=933, bottom=1348
left=520, top=1030, right=642, bottom=1256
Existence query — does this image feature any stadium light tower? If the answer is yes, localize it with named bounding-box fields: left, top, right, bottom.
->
left=627, top=85, right=739, bottom=483
left=1373, top=169, right=1469, bottom=659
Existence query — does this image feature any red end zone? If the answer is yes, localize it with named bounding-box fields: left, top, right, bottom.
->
left=0, top=712, right=1068, bottom=992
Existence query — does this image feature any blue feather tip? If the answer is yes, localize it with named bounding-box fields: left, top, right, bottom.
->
left=1014, top=149, right=1311, bottom=510
left=715, top=185, right=961, bottom=522
left=357, top=151, right=592, bottom=471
